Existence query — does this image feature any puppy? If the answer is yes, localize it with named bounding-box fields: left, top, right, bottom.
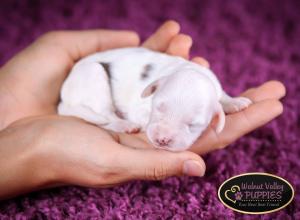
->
left=58, top=47, right=252, bottom=151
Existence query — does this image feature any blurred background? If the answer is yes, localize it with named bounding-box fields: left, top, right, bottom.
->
left=0, top=0, right=299, bottom=219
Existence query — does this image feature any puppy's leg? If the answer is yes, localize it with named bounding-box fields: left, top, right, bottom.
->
left=102, top=120, right=141, bottom=133
left=58, top=103, right=140, bottom=133
left=59, top=62, right=141, bottom=133
left=220, top=92, right=252, bottom=114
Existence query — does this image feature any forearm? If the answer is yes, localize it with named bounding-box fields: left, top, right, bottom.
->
left=0, top=126, right=52, bottom=199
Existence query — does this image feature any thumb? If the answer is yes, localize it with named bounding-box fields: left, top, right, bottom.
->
left=121, top=148, right=206, bottom=180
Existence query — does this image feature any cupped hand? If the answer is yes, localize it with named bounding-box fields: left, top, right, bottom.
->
left=121, top=80, right=285, bottom=155
left=0, top=114, right=205, bottom=199
left=0, top=25, right=141, bottom=127
left=113, top=22, right=285, bottom=155
left=0, top=20, right=285, bottom=199
left=0, top=21, right=208, bottom=199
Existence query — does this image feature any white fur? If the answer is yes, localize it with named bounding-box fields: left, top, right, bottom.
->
left=58, top=47, right=252, bottom=151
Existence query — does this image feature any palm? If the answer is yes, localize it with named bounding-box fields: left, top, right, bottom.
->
left=117, top=80, right=284, bottom=154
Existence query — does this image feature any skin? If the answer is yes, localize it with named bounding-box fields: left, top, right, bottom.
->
left=0, top=21, right=285, bottom=199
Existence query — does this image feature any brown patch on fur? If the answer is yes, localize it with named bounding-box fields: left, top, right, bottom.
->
left=99, top=62, right=124, bottom=119
left=99, top=62, right=111, bottom=79
left=140, top=64, right=153, bottom=80
left=115, top=109, right=125, bottom=119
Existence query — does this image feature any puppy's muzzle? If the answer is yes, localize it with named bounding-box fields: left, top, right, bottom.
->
left=155, top=137, right=173, bottom=148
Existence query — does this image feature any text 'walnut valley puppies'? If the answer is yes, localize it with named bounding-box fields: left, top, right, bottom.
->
left=58, top=47, right=252, bottom=151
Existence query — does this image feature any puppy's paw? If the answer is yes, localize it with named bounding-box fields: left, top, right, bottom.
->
left=102, top=120, right=141, bottom=133
left=222, top=97, right=252, bottom=114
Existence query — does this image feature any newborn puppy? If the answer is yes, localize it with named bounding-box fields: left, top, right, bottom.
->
left=58, top=47, right=252, bottom=151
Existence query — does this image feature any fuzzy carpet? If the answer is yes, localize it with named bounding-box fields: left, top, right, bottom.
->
left=0, top=0, right=299, bottom=219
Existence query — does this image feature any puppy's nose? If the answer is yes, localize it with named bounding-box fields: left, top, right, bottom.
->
left=155, top=137, right=172, bottom=147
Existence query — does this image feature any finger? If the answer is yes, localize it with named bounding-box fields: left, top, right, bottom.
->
left=120, top=147, right=206, bottom=180
left=190, top=99, right=283, bottom=155
left=37, top=30, right=140, bottom=61
left=241, top=80, right=286, bottom=101
left=142, top=20, right=180, bottom=51
left=166, top=34, right=193, bottom=59
left=192, top=56, right=210, bottom=68
left=190, top=81, right=285, bottom=154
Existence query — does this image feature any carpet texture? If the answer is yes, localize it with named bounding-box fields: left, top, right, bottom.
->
left=0, top=0, right=299, bottom=219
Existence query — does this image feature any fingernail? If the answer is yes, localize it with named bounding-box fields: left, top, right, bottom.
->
left=183, top=160, right=205, bottom=177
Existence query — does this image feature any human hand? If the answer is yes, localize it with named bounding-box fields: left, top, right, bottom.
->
left=0, top=24, right=141, bottom=128
left=0, top=114, right=206, bottom=199
left=116, top=24, right=286, bottom=155
left=0, top=20, right=210, bottom=130
left=0, top=21, right=208, bottom=199
left=0, top=20, right=285, bottom=200
left=122, top=80, right=285, bottom=155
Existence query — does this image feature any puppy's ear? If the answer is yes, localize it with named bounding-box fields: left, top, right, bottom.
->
left=141, top=76, right=167, bottom=98
left=213, top=102, right=225, bottom=133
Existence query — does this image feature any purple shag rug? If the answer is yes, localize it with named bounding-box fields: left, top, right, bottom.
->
left=0, top=0, right=299, bottom=219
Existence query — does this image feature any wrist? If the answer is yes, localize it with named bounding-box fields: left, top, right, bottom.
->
left=0, top=73, right=18, bottom=130
left=0, top=121, right=59, bottom=199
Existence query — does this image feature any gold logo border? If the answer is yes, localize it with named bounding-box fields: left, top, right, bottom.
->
left=217, top=172, right=295, bottom=215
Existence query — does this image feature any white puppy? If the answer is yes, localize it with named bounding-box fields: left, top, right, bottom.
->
left=58, top=47, right=251, bottom=151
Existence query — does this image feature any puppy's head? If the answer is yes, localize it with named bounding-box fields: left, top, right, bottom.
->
left=142, top=71, right=225, bottom=151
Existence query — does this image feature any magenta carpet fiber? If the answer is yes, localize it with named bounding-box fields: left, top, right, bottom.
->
left=0, top=0, right=299, bottom=219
